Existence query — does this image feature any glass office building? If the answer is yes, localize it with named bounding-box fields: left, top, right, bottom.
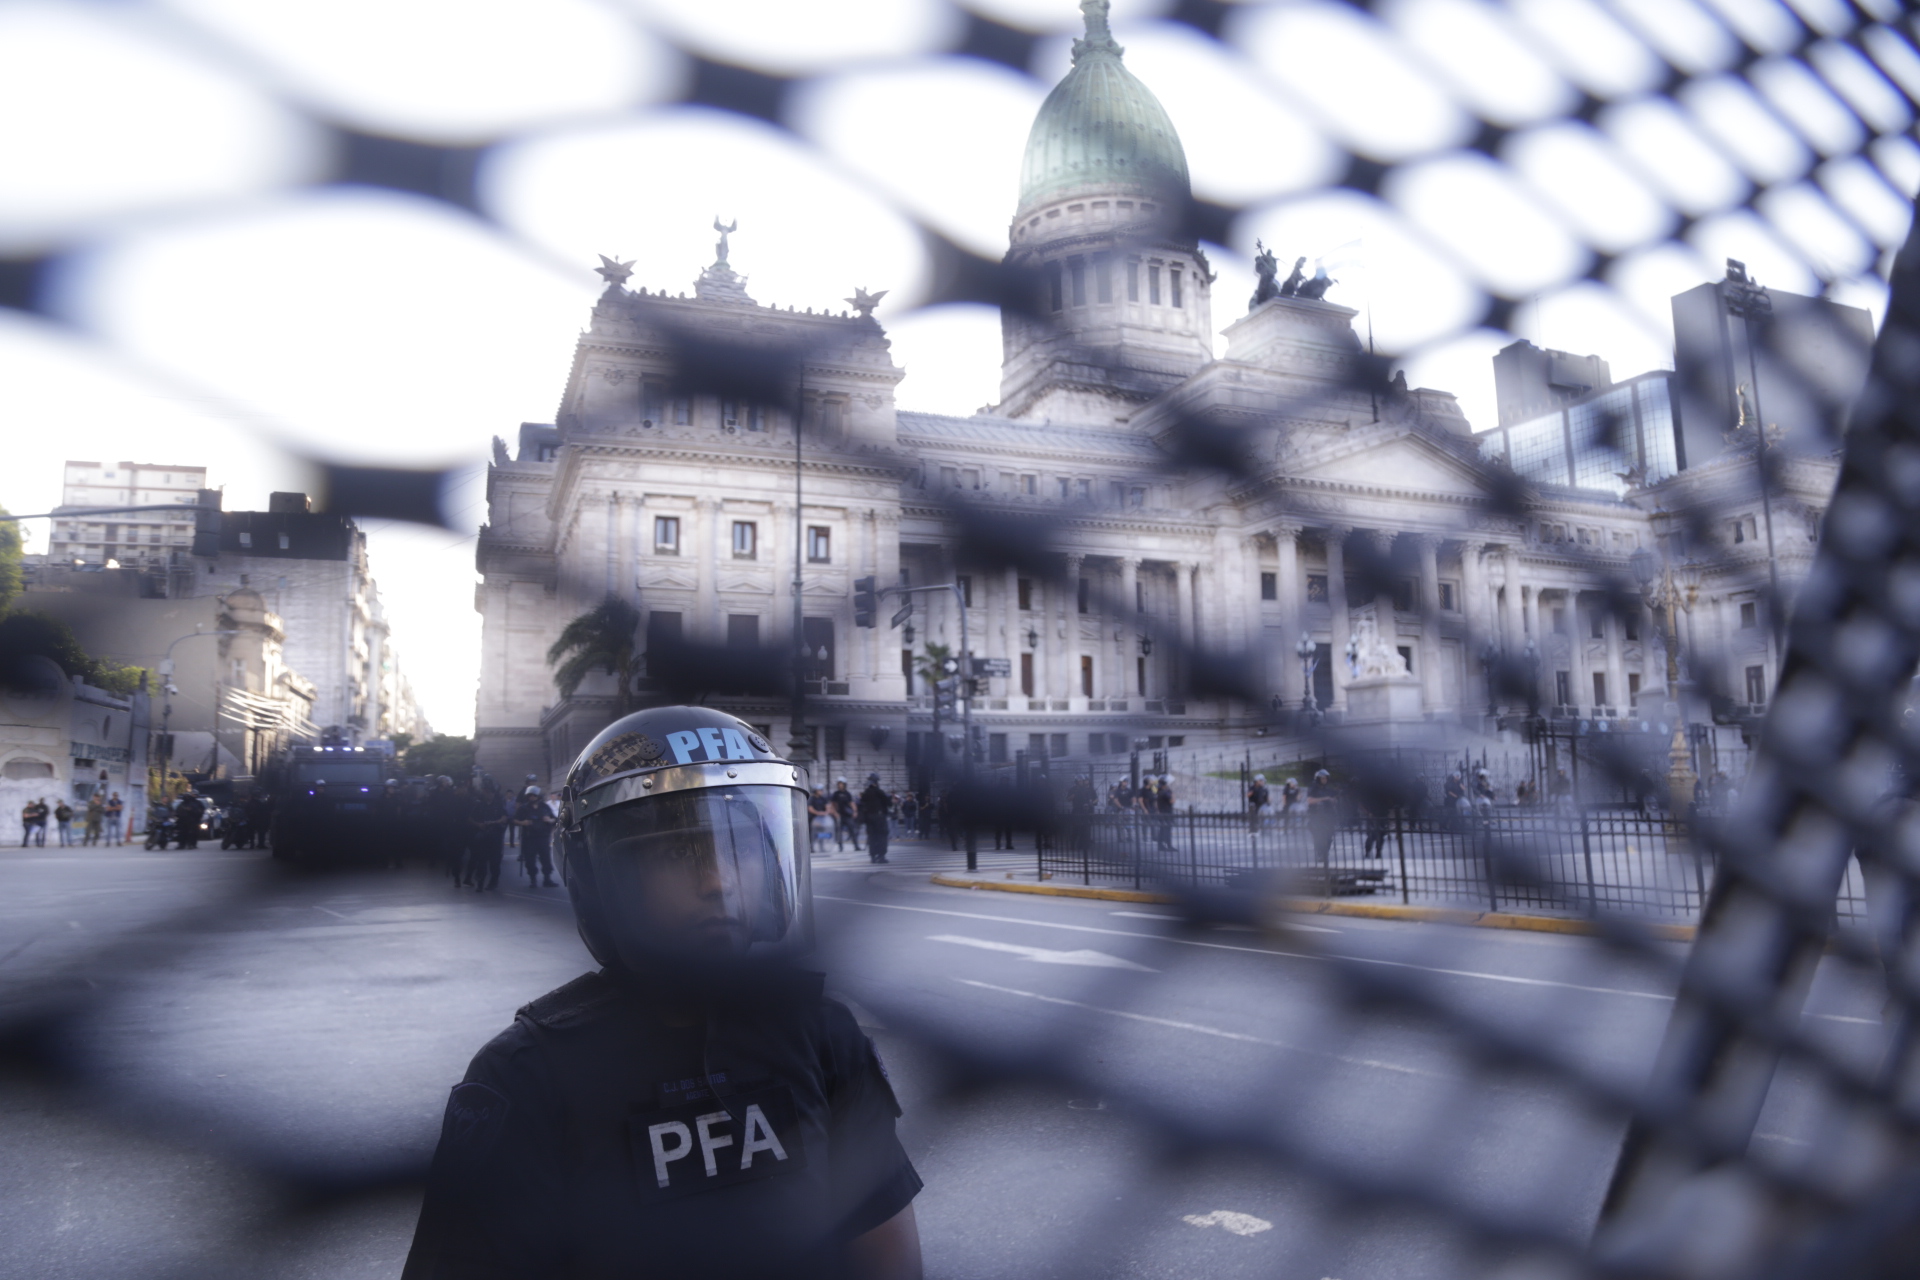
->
left=1477, top=371, right=1682, bottom=495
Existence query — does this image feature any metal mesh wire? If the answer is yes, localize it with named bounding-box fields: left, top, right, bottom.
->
left=7, top=0, right=1920, bottom=1276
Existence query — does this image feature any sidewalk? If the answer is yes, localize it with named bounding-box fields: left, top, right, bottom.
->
left=921, top=866, right=1699, bottom=942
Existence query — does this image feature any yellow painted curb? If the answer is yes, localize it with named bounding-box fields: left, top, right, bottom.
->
left=927, top=874, right=1698, bottom=942
left=928, top=873, right=1173, bottom=905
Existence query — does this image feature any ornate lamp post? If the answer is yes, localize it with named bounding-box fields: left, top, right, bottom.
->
left=1295, top=631, right=1321, bottom=726
left=1630, top=530, right=1698, bottom=812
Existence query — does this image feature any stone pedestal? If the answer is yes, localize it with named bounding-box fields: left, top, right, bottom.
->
left=1335, top=675, right=1435, bottom=748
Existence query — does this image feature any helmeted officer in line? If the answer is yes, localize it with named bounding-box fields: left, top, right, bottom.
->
left=403, top=706, right=923, bottom=1279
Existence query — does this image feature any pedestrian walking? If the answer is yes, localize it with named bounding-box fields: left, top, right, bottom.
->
left=899, top=791, right=919, bottom=838
left=83, top=793, right=104, bottom=846
left=104, top=792, right=125, bottom=845
left=1280, top=776, right=1301, bottom=826
left=402, top=706, right=922, bottom=1278
left=53, top=799, right=75, bottom=846
left=21, top=798, right=48, bottom=847
left=467, top=779, right=508, bottom=891
left=515, top=786, right=558, bottom=887
left=173, top=792, right=205, bottom=849
left=808, top=788, right=833, bottom=855
left=1307, top=769, right=1339, bottom=866
left=1153, top=776, right=1176, bottom=851
left=1246, top=773, right=1269, bottom=835
left=1361, top=790, right=1389, bottom=860
left=830, top=777, right=861, bottom=853
left=859, top=773, right=892, bottom=864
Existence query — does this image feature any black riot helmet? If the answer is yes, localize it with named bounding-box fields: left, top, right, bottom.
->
left=559, top=706, right=811, bottom=983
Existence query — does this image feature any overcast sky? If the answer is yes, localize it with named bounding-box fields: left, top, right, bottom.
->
left=1, top=0, right=1911, bottom=736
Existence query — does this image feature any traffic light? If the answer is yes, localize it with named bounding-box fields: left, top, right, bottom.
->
left=191, top=489, right=223, bottom=557
left=853, top=576, right=877, bottom=628
left=933, top=677, right=958, bottom=715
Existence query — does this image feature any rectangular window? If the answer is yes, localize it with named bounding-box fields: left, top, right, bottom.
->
left=1017, top=578, right=1033, bottom=611
left=1080, top=655, right=1094, bottom=697
left=1625, top=614, right=1639, bottom=641
left=1095, top=255, right=1112, bottom=303
left=1439, top=582, right=1456, bottom=611
left=1306, top=574, right=1328, bottom=603
left=731, top=521, right=757, bottom=559
left=1628, top=672, right=1641, bottom=706
left=1397, top=646, right=1414, bottom=675
left=1047, top=261, right=1063, bottom=312
left=1126, top=259, right=1139, bottom=302
left=672, top=398, right=691, bottom=425
left=1393, top=580, right=1414, bottom=613
left=1110, top=481, right=1127, bottom=507
left=1169, top=268, right=1182, bottom=308
left=1022, top=474, right=1037, bottom=495
left=1555, top=670, right=1572, bottom=707
left=1028, top=733, right=1047, bottom=758
left=1057, top=477, right=1071, bottom=500
left=1740, top=601, right=1758, bottom=628
left=1745, top=664, right=1767, bottom=705
left=1050, top=733, right=1069, bottom=758
left=727, top=614, right=760, bottom=647
left=802, top=617, right=834, bottom=680
left=989, top=733, right=1008, bottom=764
left=1020, top=652, right=1035, bottom=696
left=942, top=466, right=960, bottom=488
left=1089, top=733, right=1106, bottom=756
left=962, top=468, right=981, bottom=489
left=1148, top=264, right=1161, bottom=305
left=238, top=531, right=252, bottom=548
left=1069, top=256, right=1086, bottom=306
left=806, top=526, right=830, bottom=563
left=1260, top=572, right=1277, bottom=601
left=721, top=399, right=740, bottom=428
left=278, top=532, right=290, bottom=550
left=957, top=575, right=973, bottom=607
left=646, top=611, right=683, bottom=657
left=1076, top=478, right=1091, bottom=501
left=1129, top=485, right=1146, bottom=508
left=748, top=404, right=767, bottom=432
left=1552, top=607, right=1567, bottom=635
left=654, top=516, right=680, bottom=554
left=1592, top=671, right=1608, bottom=707
left=1590, top=610, right=1605, bottom=640
left=1077, top=578, right=1090, bottom=614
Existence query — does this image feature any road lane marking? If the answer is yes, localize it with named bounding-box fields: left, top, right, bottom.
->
left=1111, top=911, right=1183, bottom=920
left=928, top=934, right=1157, bottom=971
left=955, top=979, right=1445, bottom=1078
left=1183, top=1210, right=1273, bottom=1236
left=823, top=895, right=1678, bottom=1002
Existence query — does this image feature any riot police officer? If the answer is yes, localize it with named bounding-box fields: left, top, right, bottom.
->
left=403, top=706, right=923, bottom=1279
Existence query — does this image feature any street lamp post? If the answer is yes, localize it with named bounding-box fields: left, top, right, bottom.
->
left=1631, top=530, right=1698, bottom=812
left=1295, top=631, right=1321, bottom=727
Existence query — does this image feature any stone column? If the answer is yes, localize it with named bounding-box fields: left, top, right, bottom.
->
left=1569, top=590, right=1592, bottom=714
left=1458, top=540, right=1486, bottom=712
left=1178, top=561, right=1198, bottom=699
left=1119, top=557, right=1140, bottom=702
left=1415, top=533, right=1444, bottom=712
left=1523, top=585, right=1544, bottom=709
left=1500, top=544, right=1522, bottom=652
left=1325, top=526, right=1351, bottom=711
left=1004, top=563, right=1021, bottom=702
left=1274, top=521, right=1305, bottom=702
left=1064, top=554, right=1084, bottom=706
left=1605, top=607, right=1627, bottom=716
left=695, top=496, right=718, bottom=642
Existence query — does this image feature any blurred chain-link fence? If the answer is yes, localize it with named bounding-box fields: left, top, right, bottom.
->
left=7, top=0, right=1920, bottom=1276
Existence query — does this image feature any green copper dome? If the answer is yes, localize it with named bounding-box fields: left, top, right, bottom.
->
left=1017, top=1, right=1190, bottom=215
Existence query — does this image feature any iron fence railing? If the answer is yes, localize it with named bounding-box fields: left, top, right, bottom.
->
left=1045, top=808, right=1870, bottom=925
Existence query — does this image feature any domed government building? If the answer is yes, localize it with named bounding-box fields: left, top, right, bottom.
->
left=476, top=0, right=1869, bottom=796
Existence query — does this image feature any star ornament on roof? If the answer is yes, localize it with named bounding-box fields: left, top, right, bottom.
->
left=594, top=255, right=634, bottom=286
left=845, top=286, right=887, bottom=318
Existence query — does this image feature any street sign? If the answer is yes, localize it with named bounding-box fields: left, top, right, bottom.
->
left=890, top=602, right=913, bottom=628
left=971, top=657, right=1011, bottom=677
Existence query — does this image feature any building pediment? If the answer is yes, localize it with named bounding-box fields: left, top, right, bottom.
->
left=1289, top=429, right=1501, bottom=502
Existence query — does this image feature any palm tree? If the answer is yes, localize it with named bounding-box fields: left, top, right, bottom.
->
left=914, top=642, right=954, bottom=692
left=547, top=597, right=643, bottom=715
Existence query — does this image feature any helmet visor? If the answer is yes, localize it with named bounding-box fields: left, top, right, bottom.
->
left=581, top=784, right=810, bottom=962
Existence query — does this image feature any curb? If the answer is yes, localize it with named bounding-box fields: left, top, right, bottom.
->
left=926, top=874, right=1698, bottom=942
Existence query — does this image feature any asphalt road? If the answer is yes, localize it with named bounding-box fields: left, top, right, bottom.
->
left=0, top=839, right=1890, bottom=1279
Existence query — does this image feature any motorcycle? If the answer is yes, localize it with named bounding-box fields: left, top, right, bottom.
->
left=144, top=808, right=176, bottom=850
